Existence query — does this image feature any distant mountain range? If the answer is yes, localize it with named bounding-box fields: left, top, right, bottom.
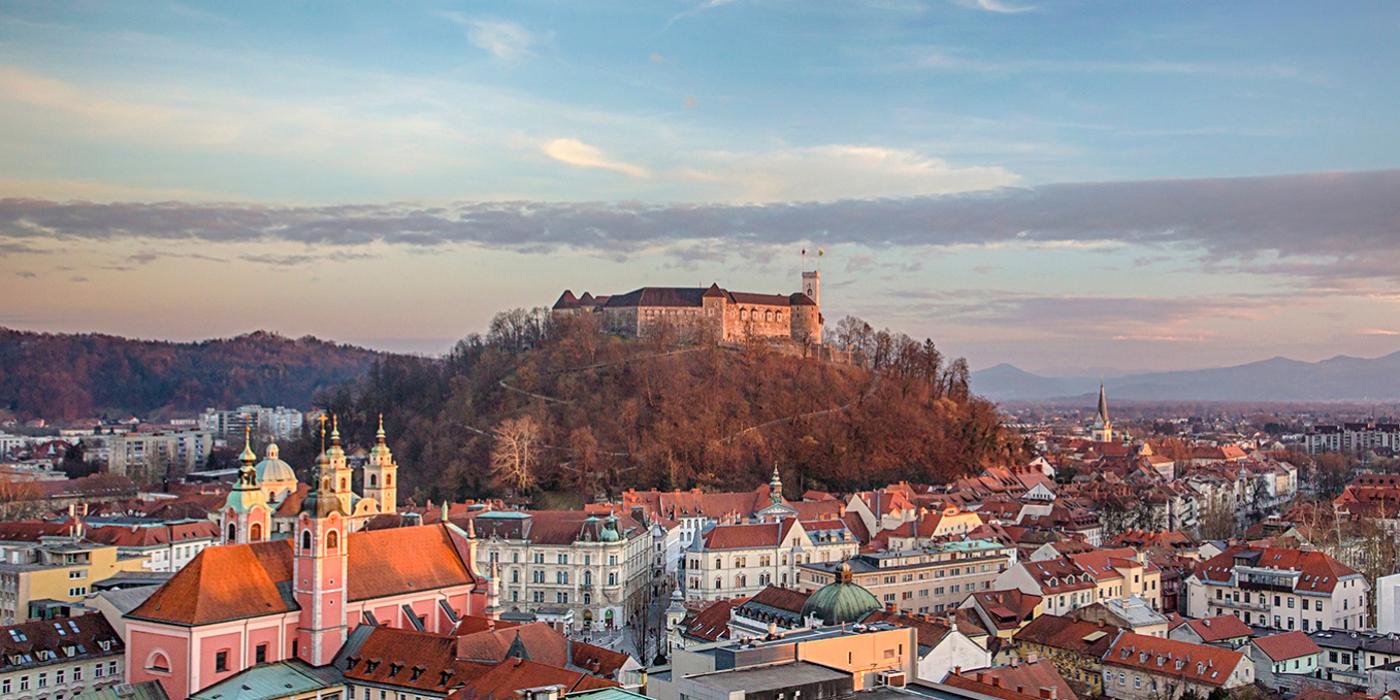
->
left=972, top=351, right=1400, bottom=402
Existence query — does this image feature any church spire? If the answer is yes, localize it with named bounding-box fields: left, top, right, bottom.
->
left=1097, top=383, right=1110, bottom=425
left=769, top=464, right=783, bottom=505
left=376, top=412, right=386, bottom=444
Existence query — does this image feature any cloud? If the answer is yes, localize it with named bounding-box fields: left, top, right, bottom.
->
left=541, top=138, right=650, bottom=178
left=1359, top=328, right=1400, bottom=337
left=649, top=52, right=666, bottom=65
left=14, top=271, right=36, bottom=279
left=911, top=48, right=1304, bottom=80
left=666, top=0, right=738, bottom=30
left=952, top=0, right=1034, bottom=14
left=1, top=169, right=1396, bottom=282
left=440, top=14, right=542, bottom=61
left=685, top=145, right=1019, bottom=201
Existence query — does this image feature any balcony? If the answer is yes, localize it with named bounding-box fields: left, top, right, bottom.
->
left=1217, top=597, right=1268, bottom=612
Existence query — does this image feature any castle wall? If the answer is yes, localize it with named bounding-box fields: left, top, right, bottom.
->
left=721, top=303, right=793, bottom=341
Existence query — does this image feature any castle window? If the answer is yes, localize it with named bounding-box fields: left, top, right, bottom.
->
left=302, top=531, right=312, bottom=552
left=327, top=531, right=339, bottom=549
left=776, top=311, right=783, bottom=323
left=765, top=310, right=772, bottom=322
left=739, top=309, right=747, bottom=321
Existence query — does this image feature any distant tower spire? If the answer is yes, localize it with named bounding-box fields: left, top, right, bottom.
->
left=1093, top=383, right=1113, bottom=443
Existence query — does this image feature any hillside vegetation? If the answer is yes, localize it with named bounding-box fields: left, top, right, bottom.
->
left=0, top=328, right=384, bottom=420
left=287, top=310, right=1018, bottom=503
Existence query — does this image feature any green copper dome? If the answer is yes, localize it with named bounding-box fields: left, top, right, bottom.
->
left=800, top=563, right=880, bottom=626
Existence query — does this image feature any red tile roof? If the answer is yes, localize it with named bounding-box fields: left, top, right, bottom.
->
left=702, top=520, right=794, bottom=550
left=680, top=600, right=734, bottom=642
left=746, top=585, right=810, bottom=613
left=1104, top=632, right=1246, bottom=688
left=1181, top=615, right=1252, bottom=643
left=128, top=538, right=294, bottom=626
left=1195, top=545, right=1357, bottom=593
left=86, top=520, right=219, bottom=548
left=454, top=622, right=568, bottom=667
left=344, top=626, right=469, bottom=693
left=1252, top=631, right=1321, bottom=662
left=861, top=609, right=951, bottom=649
left=945, top=660, right=1080, bottom=700
left=450, top=657, right=616, bottom=699
left=1014, top=615, right=1120, bottom=657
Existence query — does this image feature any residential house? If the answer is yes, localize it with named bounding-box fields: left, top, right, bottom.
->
left=1100, top=632, right=1254, bottom=700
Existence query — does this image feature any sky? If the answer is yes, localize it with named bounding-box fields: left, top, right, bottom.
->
left=0, top=1, right=1398, bottom=374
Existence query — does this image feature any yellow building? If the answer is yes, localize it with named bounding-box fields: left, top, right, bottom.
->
left=0, top=538, right=147, bottom=623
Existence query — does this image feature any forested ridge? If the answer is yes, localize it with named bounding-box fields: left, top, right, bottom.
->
left=284, top=309, right=1021, bottom=503
left=0, top=328, right=384, bottom=420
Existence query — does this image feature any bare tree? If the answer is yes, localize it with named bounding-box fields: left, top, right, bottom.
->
left=490, top=416, right=542, bottom=496
left=0, top=478, right=44, bottom=520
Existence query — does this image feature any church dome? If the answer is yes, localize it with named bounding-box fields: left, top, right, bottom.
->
left=255, top=443, right=297, bottom=484
left=800, top=562, right=880, bottom=626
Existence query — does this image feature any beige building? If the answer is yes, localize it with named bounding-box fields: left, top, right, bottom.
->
left=474, top=510, right=651, bottom=631
left=0, top=537, right=146, bottom=624
left=797, top=539, right=1013, bottom=614
left=685, top=518, right=858, bottom=601
left=1185, top=544, right=1369, bottom=632
left=552, top=274, right=822, bottom=345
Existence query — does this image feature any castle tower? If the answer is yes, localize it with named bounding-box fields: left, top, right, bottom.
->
left=294, top=437, right=349, bottom=667
left=220, top=426, right=271, bottom=544
left=363, top=414, right=398, bottom=514
left=326, top=415, right=354, bottom=514
left=1092, top=383, right=1114, bottom=443
left=801, top=269, right=820, bottom=307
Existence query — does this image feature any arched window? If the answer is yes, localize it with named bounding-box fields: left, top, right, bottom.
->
left=369, top=474, right=378, bottom=487
left=249, top=523, right=263, bottom=542
left=226, top=523, right=236, bottom=543
left=301, top=530, right=312, bottom=552
left=386, top=475, right=393, bottom=487
left=146, top=651, right=171, bottom=673
left=776, top=311, right=783, bottom=323
left=339, top=478, right=347, bottom=491
left=326, top=530, right=339, bottom=549
left=764, top=310, right=772, bottom=322
left=738, top=309, right=746, bottom=321
left=511, top=568, right=520, bottom=583
left=583, top=570, right=592, bottom=586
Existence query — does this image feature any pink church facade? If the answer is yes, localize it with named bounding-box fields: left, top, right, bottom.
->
left=125, top=523, right=488, bottom=699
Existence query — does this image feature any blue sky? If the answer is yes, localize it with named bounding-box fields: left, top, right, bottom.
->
left=1, top=1, right=1398, bottom=373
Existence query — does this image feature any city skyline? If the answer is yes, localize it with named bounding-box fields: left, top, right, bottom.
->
left=2, top=2, right=1399, bottom=372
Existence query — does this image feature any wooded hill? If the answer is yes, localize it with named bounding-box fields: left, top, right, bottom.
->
left=285, top=310, right=1020, bottom=504
left=0, top=328, right=384, bottom=420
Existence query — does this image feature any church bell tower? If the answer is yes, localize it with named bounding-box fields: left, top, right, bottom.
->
left=363, top=414, right=398, bottom=514
left=294, top=424, right=349, bottom=667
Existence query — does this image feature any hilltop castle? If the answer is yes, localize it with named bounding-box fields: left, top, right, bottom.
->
left=552, top=270, right=823, bottom=345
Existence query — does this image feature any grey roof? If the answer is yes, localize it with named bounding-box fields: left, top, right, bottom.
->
left=687, top=661, right=849, bottom=692
left=92, top=585, right=160, bottom=615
